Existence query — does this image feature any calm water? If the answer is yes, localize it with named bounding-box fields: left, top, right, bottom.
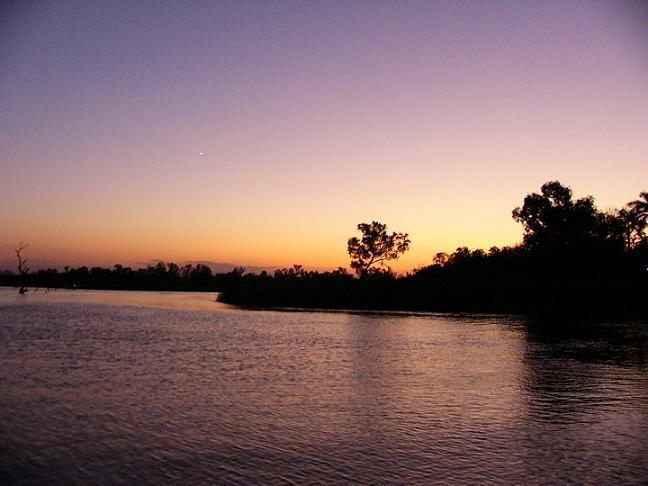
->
left=0, top=288, right=646, bottom=484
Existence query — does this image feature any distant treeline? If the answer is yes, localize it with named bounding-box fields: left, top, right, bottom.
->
left=3, top=181, right=647, bottom=317
left=0, top=263, right=247, bottom=292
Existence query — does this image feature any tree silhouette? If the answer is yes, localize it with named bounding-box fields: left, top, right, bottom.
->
left=628, top=191, right=648, bottom=215
left=625, top=192, right=648, bottom=248
left=14, top=241, right=30, bottom=294
left=511, top=181, right=604, bottom=252
left=347, top=221, right=410, bottom=276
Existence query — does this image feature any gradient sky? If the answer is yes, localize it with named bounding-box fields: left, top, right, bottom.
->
left=1, top=0, right=647, bottom=272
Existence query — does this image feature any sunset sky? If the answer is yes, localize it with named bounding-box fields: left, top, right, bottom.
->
left=1, top=0, right=647, bottom=272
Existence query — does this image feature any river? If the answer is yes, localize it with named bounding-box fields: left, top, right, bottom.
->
left=0, top=288, right=646, bottom=483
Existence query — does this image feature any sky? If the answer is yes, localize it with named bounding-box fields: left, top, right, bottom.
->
left=1, top=0, right=647, bottom=272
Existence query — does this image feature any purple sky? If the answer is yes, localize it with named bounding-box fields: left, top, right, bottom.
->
left=1, top=1, right=647, bottom=271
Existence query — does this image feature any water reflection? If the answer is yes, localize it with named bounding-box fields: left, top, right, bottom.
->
left=0, top=289, right=646, bottom=483
left=512, top=318, right=648, bottom=482
left=0, top=287, right=228, bottom=311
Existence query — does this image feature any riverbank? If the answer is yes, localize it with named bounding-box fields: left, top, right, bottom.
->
left=217, top=273, right=648, bottom=319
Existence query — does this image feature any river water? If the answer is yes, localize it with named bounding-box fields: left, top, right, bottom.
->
left=0, top=288, right=646, bottom=484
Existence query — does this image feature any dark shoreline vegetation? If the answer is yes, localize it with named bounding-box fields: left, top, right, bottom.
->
left=3, top=181, right=647, bottom=318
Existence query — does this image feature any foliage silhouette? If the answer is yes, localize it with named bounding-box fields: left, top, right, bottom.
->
left=347, top=221, right=410, bottom=276
left=218, top=181, right=646, bottom=318
left=2, top=182, right=646, bottom=318
left=0, top=262, right=247, bottom=293
left=512, top=181, right=621, bottom=255
left=622, top=191, right=648, bottom=249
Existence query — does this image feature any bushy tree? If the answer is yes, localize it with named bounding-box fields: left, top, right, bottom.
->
left=511, top=181, right=628, bottom=254
left=512, top=181, right=600, bottom=250
left=347, top=221, right=410, bottom=276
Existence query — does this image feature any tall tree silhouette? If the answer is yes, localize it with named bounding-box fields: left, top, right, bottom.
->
left=347, top=221, right=410, bottom=276
left=512, top=181, right=604, bottom=252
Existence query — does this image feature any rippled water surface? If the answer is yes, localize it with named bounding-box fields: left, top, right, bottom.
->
left=1, top=288, right=646, bottom=484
